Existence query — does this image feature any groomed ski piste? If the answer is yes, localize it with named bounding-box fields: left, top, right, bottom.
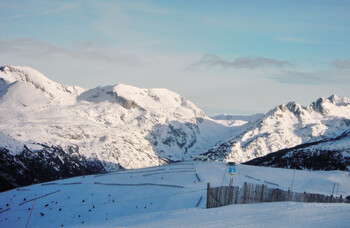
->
left=1, top=161, right=349, bottom=227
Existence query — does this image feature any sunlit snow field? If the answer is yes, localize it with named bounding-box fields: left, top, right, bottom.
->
left=1, top=161, right=349, bottom=227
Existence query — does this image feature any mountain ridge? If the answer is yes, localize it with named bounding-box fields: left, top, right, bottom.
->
left=0, top=66, right=235, bottom=190
left=204, top=93, right=350, bottom=163
left=244, top=129, right=350, bottom=170
left=0, top=65, right=349, bottom=191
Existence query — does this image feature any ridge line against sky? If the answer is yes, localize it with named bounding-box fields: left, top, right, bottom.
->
left=0, top=0, right=349, bottom=115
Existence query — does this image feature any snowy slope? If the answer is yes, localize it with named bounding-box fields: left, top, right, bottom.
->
left=206, top=95, right=350, bottom=163
left=112, top=202, right=350, bottom=228
left=0, top=161, right=349, bottom=227
left=245, top=130, right=350, bottom=170
left=0, top=66, right=84, bottom=106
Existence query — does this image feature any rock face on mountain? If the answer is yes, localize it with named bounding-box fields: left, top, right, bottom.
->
left=0, top=66, right=234, bottom=191
left=244, top=130, right=350, bottom=170
left=205, top=94, right=350, bottom=164
left=0, top=144, right=106, bottom=192
left=1, top=65, right=349, bottom=191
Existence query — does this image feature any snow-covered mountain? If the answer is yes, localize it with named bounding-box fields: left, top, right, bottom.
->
left=0, top=66, right=84, bottom=106
left=0, top=66, right=235, bottom=191
left=245, top=130, right=350, bottom=170
left=1, top=65, right=350, bottom=191
left=205, top=94, right=350, bottom=164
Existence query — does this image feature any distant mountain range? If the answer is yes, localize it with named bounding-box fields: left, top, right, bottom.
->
left=0, top=65, right=349, bottom=191
left=205, top=94, right=350, bottom=167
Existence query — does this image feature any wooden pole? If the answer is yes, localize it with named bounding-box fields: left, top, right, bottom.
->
left=260, top=184, right=265, bottom=202
left=243, top=182, right=248, bottom=204
left=206, top=182, right=210, bottom=209
left=221, top=166, right=228, bottom=186
left=290, top=169, right=296, bottom=192
left=331, top=183, right=336, bottom=196
left=228, top=177, right=233, bottom=205
left=288, top=189, right=290, bottom=201
left=25, top=199, right=36, bottom=228
left=335, top=183, right=339, bottom=197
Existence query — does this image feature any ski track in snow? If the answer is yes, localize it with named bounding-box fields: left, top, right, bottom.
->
left=0, top=161, right=349, bottom=227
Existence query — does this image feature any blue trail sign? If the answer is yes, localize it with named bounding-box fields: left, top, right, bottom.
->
left=228, top=165, right=236, bottom=176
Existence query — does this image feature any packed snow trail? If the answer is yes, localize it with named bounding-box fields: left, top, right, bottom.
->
left=1, top=161, right=349, bottom=227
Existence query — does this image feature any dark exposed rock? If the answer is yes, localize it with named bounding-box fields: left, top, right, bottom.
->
left=244, top=131, right=350, bottom=171
left=0, top=144, right=106, bottom=192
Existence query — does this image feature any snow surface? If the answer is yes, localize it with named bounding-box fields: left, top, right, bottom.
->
left=0, top=161, right=349, bottom=227
left=110, top=202, right=350, bottom=228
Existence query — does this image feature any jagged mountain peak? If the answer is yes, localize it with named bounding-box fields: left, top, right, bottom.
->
left=311, top=97, right=330, bottom=115
left=309, top=94, right=350, bottom=116
left=205, top=94, right=350, bottom=163
left=328, top=94, right=350, bottom=105
left=263, top=101, right=306, bottom=122
left=328, top=93, right=340, bottom=101
left=267, top=95, right=350, bottom=118
left=274, top=101, right=304, bottom=116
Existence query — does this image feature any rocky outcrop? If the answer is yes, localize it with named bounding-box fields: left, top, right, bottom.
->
left=244, top=131, right=350, bottom=171
left=0, top=144, right=107, bottom=192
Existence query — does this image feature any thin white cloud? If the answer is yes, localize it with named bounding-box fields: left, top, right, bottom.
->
left=0, top=38, right=141, bottom=66
left=277, top=37, right=315, bottom=44
left=190, top=54, right=293, bottom=69
left=0, top=3, right=77, bottom=21
left=271, top=70, right=350, bottom=85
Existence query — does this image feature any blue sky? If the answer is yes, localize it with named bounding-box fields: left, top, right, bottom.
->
left=1, top=0, right=350, bottom=115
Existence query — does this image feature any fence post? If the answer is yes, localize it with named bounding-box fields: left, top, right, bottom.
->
left=206, top=183, right=210, bottom=208
left=288, top=189, right=290, bottom=201
left=331, top=183, right=336, bottom=196
left=205, top=182, right=348, bottom=208
left=260, top=184, right=264, bottom=202
left=290, top=169, right=296, bottom=192
left=243, top=182, right=248, bottom=204
left=25, top=199, right=36, bottom=228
